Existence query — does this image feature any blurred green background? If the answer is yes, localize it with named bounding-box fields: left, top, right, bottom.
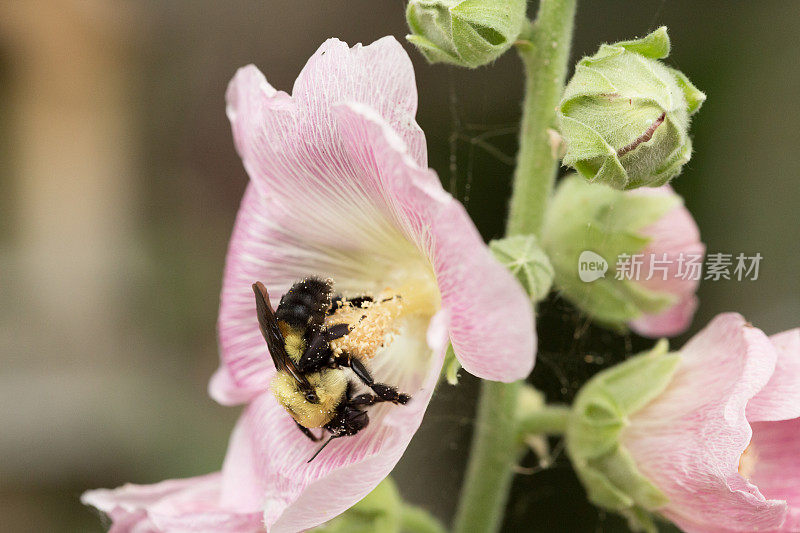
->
left=1, top=1, right=797, bottom=531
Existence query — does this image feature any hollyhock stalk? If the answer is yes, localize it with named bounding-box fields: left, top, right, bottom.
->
left=452, top=1, right=577, bottom=532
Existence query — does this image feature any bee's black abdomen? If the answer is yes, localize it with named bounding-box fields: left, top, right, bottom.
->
left=276, top=277, right=333, bottom=329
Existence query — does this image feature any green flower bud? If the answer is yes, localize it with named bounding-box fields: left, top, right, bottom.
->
left=490, top=235, right=554, bottom=303
left=406, top=0, right=527, bottom=68
left=558, top=27, right=706, bottom=189
left=566, top=340, right=680, bottom=532
left=542, top=175, right=695, bottom=333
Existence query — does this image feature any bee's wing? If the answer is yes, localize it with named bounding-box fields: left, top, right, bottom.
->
left=252, top=282, right=311, bottom=388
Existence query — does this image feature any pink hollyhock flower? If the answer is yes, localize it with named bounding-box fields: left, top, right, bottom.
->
left=83, top=36, right=534, bottom=532
left=623, top=314, right=800, bottom=532
left=626, top=185, right=705, bottom=338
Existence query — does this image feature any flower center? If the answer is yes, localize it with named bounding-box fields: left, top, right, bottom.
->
left=325, top=279, right=439, bottom=361
left=738, top=442, right=758, bottom=480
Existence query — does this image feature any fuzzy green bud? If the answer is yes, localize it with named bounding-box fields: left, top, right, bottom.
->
left=490, top=235, right=554, bottom=303
left=558, top=27, right=706, bottom=189
left=406, top=0, right=527, bottom=68
left=566, top=340, right=680, bottom=532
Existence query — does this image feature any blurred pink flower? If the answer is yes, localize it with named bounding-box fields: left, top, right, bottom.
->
left=83, top=36, right=534, bottom=532
left=622, top=313, right=800, bottom=532
left=627, top=185, right=705, bottom=338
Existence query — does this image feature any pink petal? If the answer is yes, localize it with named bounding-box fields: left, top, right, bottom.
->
left=218, top=321, right=448, bottom=532
left=749, top=417, right=800, bottom=531
left=82, top=474, right=264, bottom=532
left=291, top=37, right=427, bottom=165
left=209, top=364, right=267, bottom=407
left=629, top=293, right=698, bottom=338
left=748, top=329, right=800, bottom=423
left=622, top=313, right=785, bottom=531
left=331, top=103, right=535, bottom=381
left=630, top=186, right=705, bottom=337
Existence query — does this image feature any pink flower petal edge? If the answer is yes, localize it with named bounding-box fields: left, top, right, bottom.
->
left=748, top=329, right=800, bottom=423
left=744, top=328, right=800, bottom=532
left=629, top=185, right=705, bottom=338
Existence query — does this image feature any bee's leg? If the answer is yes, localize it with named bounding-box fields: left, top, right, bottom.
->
left=346, top=379, right=407, bottom=407
left=294, top=420, right=320, bottom=442
left=340, top=354, right=411, bottom=405
left=323, top=323, right=351, bottom=341
left=327, top=295, right=374, bottom=315
left=327, top=295, right=343, bottom=315
left=298, top=323, right=351, bottom=372
left=347, top=393, right=388, bottom=406
left=346, top=296, right=374, bottom=308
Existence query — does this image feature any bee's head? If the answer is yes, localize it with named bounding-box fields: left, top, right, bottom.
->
left=337, top=406, right=369, bottom=436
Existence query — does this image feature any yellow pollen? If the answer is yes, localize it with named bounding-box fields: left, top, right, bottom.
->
left=326, top=290, right=403, bottom=360
left=325, top=281, right=439, bottom=361
left=738, top=442, right=758, bottom=480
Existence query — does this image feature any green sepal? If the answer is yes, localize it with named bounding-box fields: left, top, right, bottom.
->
left=406, top=0, right=526, bottom=68
left=615, top=26, right=671, bottom=59
left=566, top=340, right=679, bottom=531
left=406, top=34, right=460, bottom=65
left=669, top=67, right=706, bottom=114
left=490, top=235, right=554, bottom=303
left=557, top=27, right=705, bottom=189
left=441, top=344, right=462, bottom=385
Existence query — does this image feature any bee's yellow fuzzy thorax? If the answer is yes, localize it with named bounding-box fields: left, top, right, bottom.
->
left=271, top=370, right=348, bottom=428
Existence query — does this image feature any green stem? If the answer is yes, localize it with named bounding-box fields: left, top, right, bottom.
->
left=401, top=505, right=448, bottom=533
left=452, top=2, right=577, bottom=533
left=507, top=0, right=577, bottom=238
left=517, top=404, right=570, bottom=438
left=452, top=380, right=522, bottom=533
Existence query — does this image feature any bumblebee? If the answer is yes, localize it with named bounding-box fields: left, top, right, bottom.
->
left=252, top=278, right=410, bottom=462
